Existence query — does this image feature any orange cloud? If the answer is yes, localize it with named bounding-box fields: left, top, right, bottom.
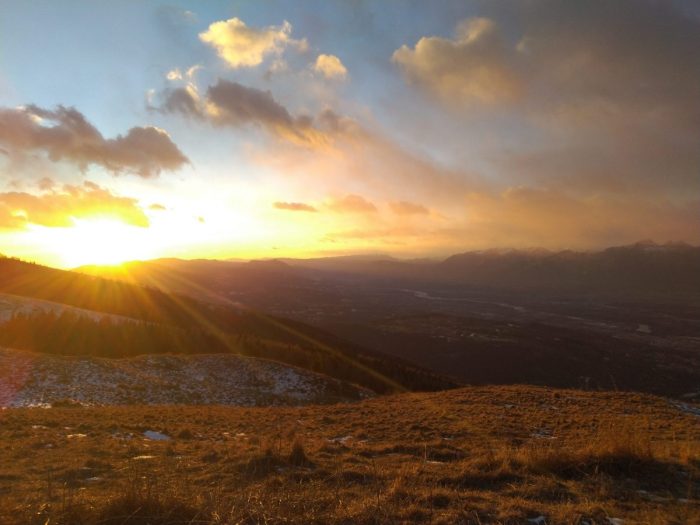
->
left=273, top=201, right=318, bottom=212
left=327, top=194, right=377, bottom=214
left=390, top=201, right=429, bottom=215
left=0, top=181, right=149, bottom=229
left=319, top=188, right=700, bottom=255
left=459, top=188, right=700, bottom=250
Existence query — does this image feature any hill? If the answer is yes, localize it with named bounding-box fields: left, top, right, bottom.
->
left=74, top=244, right=700, bottom=398
left=0, top=347, right=368, bottom=408
left=268, top=241, right=700, bottom=295
left=437, top=241, right=700, bottom=295
left=0, top=257, right=454, bottom=394
left=0, top=385, right=697, bottom=524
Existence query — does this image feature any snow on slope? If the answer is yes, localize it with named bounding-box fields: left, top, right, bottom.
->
left=0, top=293, right=135, bottom=323
left=0, top=348, right=369, bottom=408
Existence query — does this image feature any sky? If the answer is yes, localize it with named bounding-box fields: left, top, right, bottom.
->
left=0, top=0, right=699, bottom=268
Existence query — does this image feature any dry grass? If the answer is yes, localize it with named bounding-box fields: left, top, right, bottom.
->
left=0, top=385, right=698, bottom=524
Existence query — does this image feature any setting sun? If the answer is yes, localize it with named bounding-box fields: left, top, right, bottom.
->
left=41, top=218, right=158, bottom=268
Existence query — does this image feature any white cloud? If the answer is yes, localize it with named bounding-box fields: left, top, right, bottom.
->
left=166, top=68, right=182, bottom=81
left=314, top=54, right=348, bottom=80
left=199, top=17, right=295, bottom=68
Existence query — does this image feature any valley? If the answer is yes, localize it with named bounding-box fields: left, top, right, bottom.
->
left=76, top=244, right=700, bottom=398
left=1, top=246, right=699, bottom=523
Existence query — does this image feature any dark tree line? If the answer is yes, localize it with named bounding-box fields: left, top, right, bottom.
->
left=0, top=310, right=453, bottom=393
left=0, top=310, right=229, bottom=357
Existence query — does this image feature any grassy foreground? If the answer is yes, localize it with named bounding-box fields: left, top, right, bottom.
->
left=0, top=386, right=698, bottom=524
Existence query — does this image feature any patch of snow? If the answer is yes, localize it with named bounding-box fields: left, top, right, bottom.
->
left=0, top=293, right=137, bottom=324
left=328, top=435, right=354, bottom=444
left=0, top=347, right=369, bottom=408
left=531, top=428, right=556, bottom=439
left=528, top=517, right=547, bottom=525
left=143, top=430, right=170, bottom=441
left=673, top=401, right=700, bottom=418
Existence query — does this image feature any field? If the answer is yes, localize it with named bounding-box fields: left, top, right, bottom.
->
left=1, top=386, right=698, bottom=524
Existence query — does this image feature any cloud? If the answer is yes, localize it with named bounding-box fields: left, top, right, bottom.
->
left=511, top=1, right=700, bottom=126
left=323, top=225, right=423, bottom=242
left=199, top=17, right=306, bottom=68
left=149, top=203, right=167, bottom=211
left=166, top=68, right=182, bottom=81
left=321, top=188, right=700, bottom=252
left=392, top=2, right=700, bottom=196
left=314, top=54, right=348, bottom=80
left=159, top=85, right=202, bottom=118
left=457, top=187, right=700, bottom=249
left=389, top=200, right=429, bottom=215
left=392, top=17, right=522, bottom=106
left=0, top=181, right=149, bottom=230
left=156, top=79, right=327, bottom=146
left=0, top=105, right=189, bottom=177
left=207, top=79, right=296, bottom=128
left=327, top=194, right=377, bottom=213
left=394, top=2, right=700, bottom=120
left=273, top=201, right=318, bottom=212
left=37, top=177, right=55, bottom=191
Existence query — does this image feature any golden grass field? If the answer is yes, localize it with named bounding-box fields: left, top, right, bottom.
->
left=1, top=386, right=698, bottom=524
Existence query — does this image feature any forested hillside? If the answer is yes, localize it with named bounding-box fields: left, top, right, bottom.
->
left=0, top=257, right=455, bottom=394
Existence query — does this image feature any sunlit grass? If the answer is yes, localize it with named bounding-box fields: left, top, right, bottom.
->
left=0, top=386, right=697, bottom=524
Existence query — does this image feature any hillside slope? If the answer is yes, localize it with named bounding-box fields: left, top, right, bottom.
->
left=0, top=347, right=368, bottom=408
left=0, top=257, right=454, bottom=394
left=0, top=386, right=697, bottom=524
left=73, top=246, right=700, bottom=399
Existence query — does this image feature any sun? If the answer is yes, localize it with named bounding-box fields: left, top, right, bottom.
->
left=53, top=218, right=158, bottom=268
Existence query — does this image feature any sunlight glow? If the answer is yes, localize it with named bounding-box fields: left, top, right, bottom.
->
left=36, top=218, right=159, bottom=268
